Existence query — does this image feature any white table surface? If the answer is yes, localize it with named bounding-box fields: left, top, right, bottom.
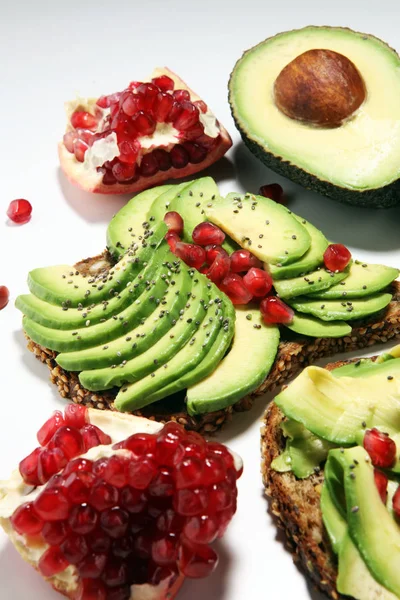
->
left=1, top=1, right=399, bottom=598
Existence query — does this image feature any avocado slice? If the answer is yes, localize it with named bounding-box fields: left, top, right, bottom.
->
left=289, top=293, right=392, bottom=321
left=310, top=262, right=399, bottom=299
left=320, top=482, right=347, bottom=555
left=279, top=419, right=335, bottom=478
left=286, top=312, right=351, bottom=338
left=274, top=266, right=350, bottom=300
left=268, top=216, right=328, bottom=280
left=186, top=306, right=280, bottom=414
left=205, top=193, right=311, bottom=266
left=229, top=26, right=400, bottom=208
left=106, top=184, right=173, bottom=257
left=147, top=182, right=192, bottom=225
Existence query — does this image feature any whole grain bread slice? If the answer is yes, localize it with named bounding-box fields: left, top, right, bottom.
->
left=24, top=252, right=400, bottom=435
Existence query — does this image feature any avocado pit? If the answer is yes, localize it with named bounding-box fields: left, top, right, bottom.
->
left=274, top=49, right=366, bottom=127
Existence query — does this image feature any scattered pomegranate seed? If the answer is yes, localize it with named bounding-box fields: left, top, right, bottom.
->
left=11, top=503, right=43, bottom=535
left=363, top=428, right=396, bottom=468
left=219, top=274, right=253, bottom=305
left=7, top=199, right=32, bottom=224
left=164, top=211, right=184, bottom=235
left=173, top=89, right=190, bottom=102
left=71, top=111, right=97, bottom=130
left=230, top=249, right=262, bottom=273
left=374, top=469, right=388, bottom=503
left=323, top=244, right=352, bottom=272
left=392, top=485, right=400, bottom=517
left=259, top=183, right=285, bottom=204
left=260, top=296, right=294, bottom=324
left=165, top=231, right=180, bottom=252
left=243, top=268, right=273, bottom=297
left=192, top=222, right=225, bottom=246
left=39, top=546, right=70, bottom=577
left=170, top=145, right=189, bottom=169
left=205, top=245, right=228, bottom=265
left=0, top=286, right=10, bottom=310
left=174, top=242, right=206, bottom=270
left=37, top=410, right=65, bottom=446
left=207, top=253, right=230, bottom=285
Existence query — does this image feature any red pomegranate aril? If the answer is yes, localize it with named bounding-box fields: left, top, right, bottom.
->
left=137, top=82, right=159, bottom=99
left=19, top=447, right=41, bottom=485
left=51, top=426, right=84, bottom=460
left=132, top=111, right=156, bottom=136
left=184, top=514, right=218, bottom=544
left=205, top=245, right=228, bottom=265
left=194, top=100, right=208, bottom=114
left=127, top=457, right=157, bottom=490
left=89, top=481, right=119, bottom=512
left=65, top=471, right=96, bottom=504
left=133, top=531, right=153, bottom=557
left=39, top=546, right=69, bottom=577
left=11, top=503, right=43, bottom=536
left=103, top=456, right=128, bottom=488
left=7, top=199, right=32, bottom=225
left=174, top=488, right=208, bottom=516
left=183, top=122, right=205, bottom=141
left=167, top=101, right=183, bottom=124
left=61, top=533, right=89, bottom=564
left=156, top=510, right=185, bottom=534
left=208, top=482, right=233, bottom=511
left=393, top=485, right=400, bottom=517
left=76, top=578, right=107, bottom=600
left=165, top=231, right=180, bottom=252
left=173, top=101, right=200, bottom=131
left=323, top=244, right=352, bottom=272
left=37, top=410, right=65, bottom=446
left=183, top=142, right=207, bottom=164
left=34, top=487, right=70, bottom=521
left=121, top=93, right=144, bottom=116
left=97, top=95, right=110, bottom=109
left=153, top=148, right=172, bottom=171
left=243, top=267, right=273, bottom=297
left=155, top=422, right=186, bottom=467
left=179, top=539, right=218, bottom=578
left=81, top=424, right=112, bottom=451
left=230, top=249, right=262, bottom=273
left=78, top=552, right=108, bottom=579
left=63, top=458, right=93, bottom=477
left=140, top=153, right=159, bottom=177
left=115, top=432, right=156, bottom=456
left=63, top=131, right=76, bottom=153
left=164, top=211, right=184, bottom=235
left=154, top=92, right=174, bottom=122
left=259, top=183, right=285, bottom=203
left=102, top=560, right=128, bottom=587
left=192, top=222, right=225, bottom=246
left=37, top=448, right=67, bottom=484
left=219, top=273, right=253, bottom=305
left=118, top=139, right=139, bottom=164
left=0, top=286, right=10, bottom=310
left=74, top=139, right=88, bottom=162
left=112, top=535, right=135, bottom=558
left=148, top=468, right=175, bottom=498
left=206, top=443, right=235, bottom=471
left=100, top=507, right=129, bottom=539
left=207, top=252, right=230, bottom=285
left=363, top=428, right=397, bottom=468
left=71, top=111, right=97, bottom=130
left=87, top=529, right=111, bottom=553
left=217, top=506, right=236, bottom=537
left=68, top=503, right=98, bottom=535
left=120, top=486, right=146, bottom=514
left=112, top=161, right=136, bottom=183
left=173, top=89, right=190, bottom=102
left=102, top=170, right=117, bottom=186
left=184, top=432, right=207, bottom=460
left=202, top=456, right=226, bottom=486
left=260, top=296, right=294, bottom=325
left=374, top=469, right=389, bottom=503
left=174, top=242, right=206, bottom=270
left=77, top=129, right=94, bottom=145
left=170, top=144, right=189, bottom=169
left=64, top=404, right=88, bottom=429
left=152, top=75, right=175, bottom=92
left=42, top=521, right=69, bottom=546
left=152, top=534, right=178, bottom=566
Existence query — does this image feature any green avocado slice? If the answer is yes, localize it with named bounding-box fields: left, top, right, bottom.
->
left=79, top=274, right=211, bottom=392
left=289, top=293, right=392, bottom=321
left=320, top=482, right=347, bottom=555
left=186, top=306, right=280, bottom=415
left=273, top=266, right=350, bottom=300
left=309, top=262, right=399, bottom=299
left=286, top=312, right=352, bottom=338
left=205, top=193, right=311, bottom=266
left=147, top=182, right=193, bottom=225
left=268, top=216, right=328, bottom=280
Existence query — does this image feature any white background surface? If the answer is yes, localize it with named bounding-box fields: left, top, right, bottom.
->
left=1, top=1, right=399, bottom=598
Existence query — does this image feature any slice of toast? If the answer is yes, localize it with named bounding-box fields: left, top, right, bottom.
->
left=24, top=251, right=400, bottom=434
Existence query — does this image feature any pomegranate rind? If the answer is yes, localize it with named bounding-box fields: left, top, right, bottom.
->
left=59, top=67, right=232, bottom=195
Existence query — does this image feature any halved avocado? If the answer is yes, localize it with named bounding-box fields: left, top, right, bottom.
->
left=229, top=26, right=400, bottom=208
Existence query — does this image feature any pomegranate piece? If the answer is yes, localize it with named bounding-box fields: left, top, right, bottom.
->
left=0, top=286, right=10, bottom=310
left=323, top=243, right=352, bottom=272
left=260, top=296, right=294, bottom=325
left=392, top=485, right=400, bottom=517
left=230, top=249, right=262, bottom=273
left=205, top=245, right=228, bottom=265
left=363, top=428, right=396, bottom=468
left=7, top=199, right=32, bottom=224
left=192, top=222, right=225, bottom=246
left=164, top=211, right=184, bottom=235
left=207, top=253, right=231, bottom=285
left=37, top=410, right=65, bottom=446
left=219, top=273, right=253, bottom=305
left=374, top=469, right=389, bottom=503
left=259, top=183, right=285, bottom=204
left=174, top=242, right=206, bottom=270
left=71, top=111, right=97, bottom=130
left=243, top=268, right=273, bottom=297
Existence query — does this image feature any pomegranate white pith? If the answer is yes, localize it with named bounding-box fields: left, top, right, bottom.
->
left=59, top=68, right=232, bottom=195
left=0, top=408, right=242, bottom=600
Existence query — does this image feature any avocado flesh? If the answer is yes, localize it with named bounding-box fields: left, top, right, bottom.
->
left=79, top=275, right=210, bottom=392
left=57, top=265, right=192, bottom=371
left=106, top=184, right=173, bottom=258
left=146, top=182, right=193, bottom=225
left=229, top=26, right=400, bottom=207
left=310, top=262, right=399, bottom=299
left=186, top=306, right=280, bottom=415
left=320, top=482, right=347, bottom=555
left=205, top=193, right=311, bottom=266
left=279, top=419, right=335, bottom=478
left=274, top=266, right=350, bottom=300
left=114, top=283, right=226, bottom=412
left=289, top=293, right=392, bottom=321
left=286, top=313, right=352, bottom=338
left=268, top=216, right=329, bottom=280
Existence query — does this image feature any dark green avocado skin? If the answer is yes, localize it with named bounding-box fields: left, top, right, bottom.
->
left=229, top=27, right=400, bottom=209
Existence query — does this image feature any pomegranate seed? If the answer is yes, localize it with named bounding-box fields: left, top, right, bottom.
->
left=183, top=142, right=207, bottom=164
left=173, top=90, right=190, bottom=102
left=206, top=443, right=235, bottom=471
left=152, top=534, right=178, bottom=565
left=74, top=139, right=88, bottom=162
left=19, top=447, right=41, bottom=485
left=230, top=249, right=262, bottom=272
left=112, top=161, right=136, bottom=183
left=112, top=535, right=135, bottom=558
left=199, top=265, right=209, bottom=274
left=102, top=170, right=117, bottom=186
left=154, top=92, right=174, bottom=122
left=165, top=231, right=180, bottom=252
left=81, top=424, right=111, bottom=450
left=153, top=148, right=172, bottom=171
left=179, top=539, right=218, bottom=578
left=173, top=101, right=200, bottom=131
left=64, top=404, right=89, bottom=429
left=260, top=296, right=294, bottom=324
left=137, top=82, right=159, bottom=99
left=374, top=469, right=388, bottom=503
left=133, top=532, right=153, bottom=557
left=219, top=273, right=253, bottom=305
left=96, top=95, right=110, bottom=109
left=78, top=552, right=108, bottom=578
left=148, top=468, right=175, bottom=497
left=77, top=129, right=94, bottom=145
left=202, top=456, right=226, bottom=486
left=37, top=410, right=65, bottom=446
left=132, top=111, right=156, bottom=136
left=174, top=242, right=206, bottom=269
left=183, top=122, right=205, bottom=141
left=11, top=503, right=43, bottom=535
left=63, top=458, right=93, bottom=477
left=192, top=222, right=225, bottom=246
left=63, top=131, right=77, bottom=153
left=167, top=101, right=183, bottom=124
left=323, top=244, right=352, bottom=272
left=184, top=432, right=207, bottom=460
left=217, top=506, right=236, bottom=537
left=127, top=457, right=157, bottom=489
left=170, top=145, right=189, bottom=169
left=87, top=529, right=111, bottom=553
left=61, top=533, right=89, bottom=564
left=102, top=456, right=127, bottom=488
left=128, top=81, right=141, bottom=90
left=51, top=426, right=84, bottom=460
left=76, top=578, right=107, bottom=600
left=208, top=482, right=233, bottom=511
left=173, top=488, right=208, bottom=516
left=393, top=485, right=400, bottom=517
left=364, top=428, right=396, bottom=468
left=64, top=471, right=96, bottom=504
left=37, top=448, right=67, bottom=484
left=155, top=422, right=186, bottom=467
left=71, top=111, right=97, bottom=130
left=121, top=93, right=144, bottom=116
left=118, top=140, right=139, bottom=164
left=115, top=432, right=156, bottom=456
left=68, top=503, right=98, bottom=535
left=34, top=488, right=70, bottom=521
left=120, top=486, right=146, bottom=514
left=207, top=252, right=230, bottom=285
left=42, top=521, right=69, bottom=546
left=152, top=75, right=175, bottom=92
left=140, top=153, right=159, bottom=177
left=102, top=560, right=128, bottom=587
left=0, top=286, right=9, bottom=310
left=157, top=510, right=185, bottom=534
left=38, top=546, right=69, bottom=577
left=7, top=199, right=32, bottom=224
left=164, top=211, right=184, bottom=235
left=259, top=183, right=285, bottom=203
left=184, top=514, right=218, bottom=544
left=89, top=481, right=119, bottom=511
left=243, top=267, right=273, bottom=297
left=100, top=507, right=129, bottom=538
left=194, top=100, right=208, bottom=114
left=205, top=245, right=228, bottom=265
